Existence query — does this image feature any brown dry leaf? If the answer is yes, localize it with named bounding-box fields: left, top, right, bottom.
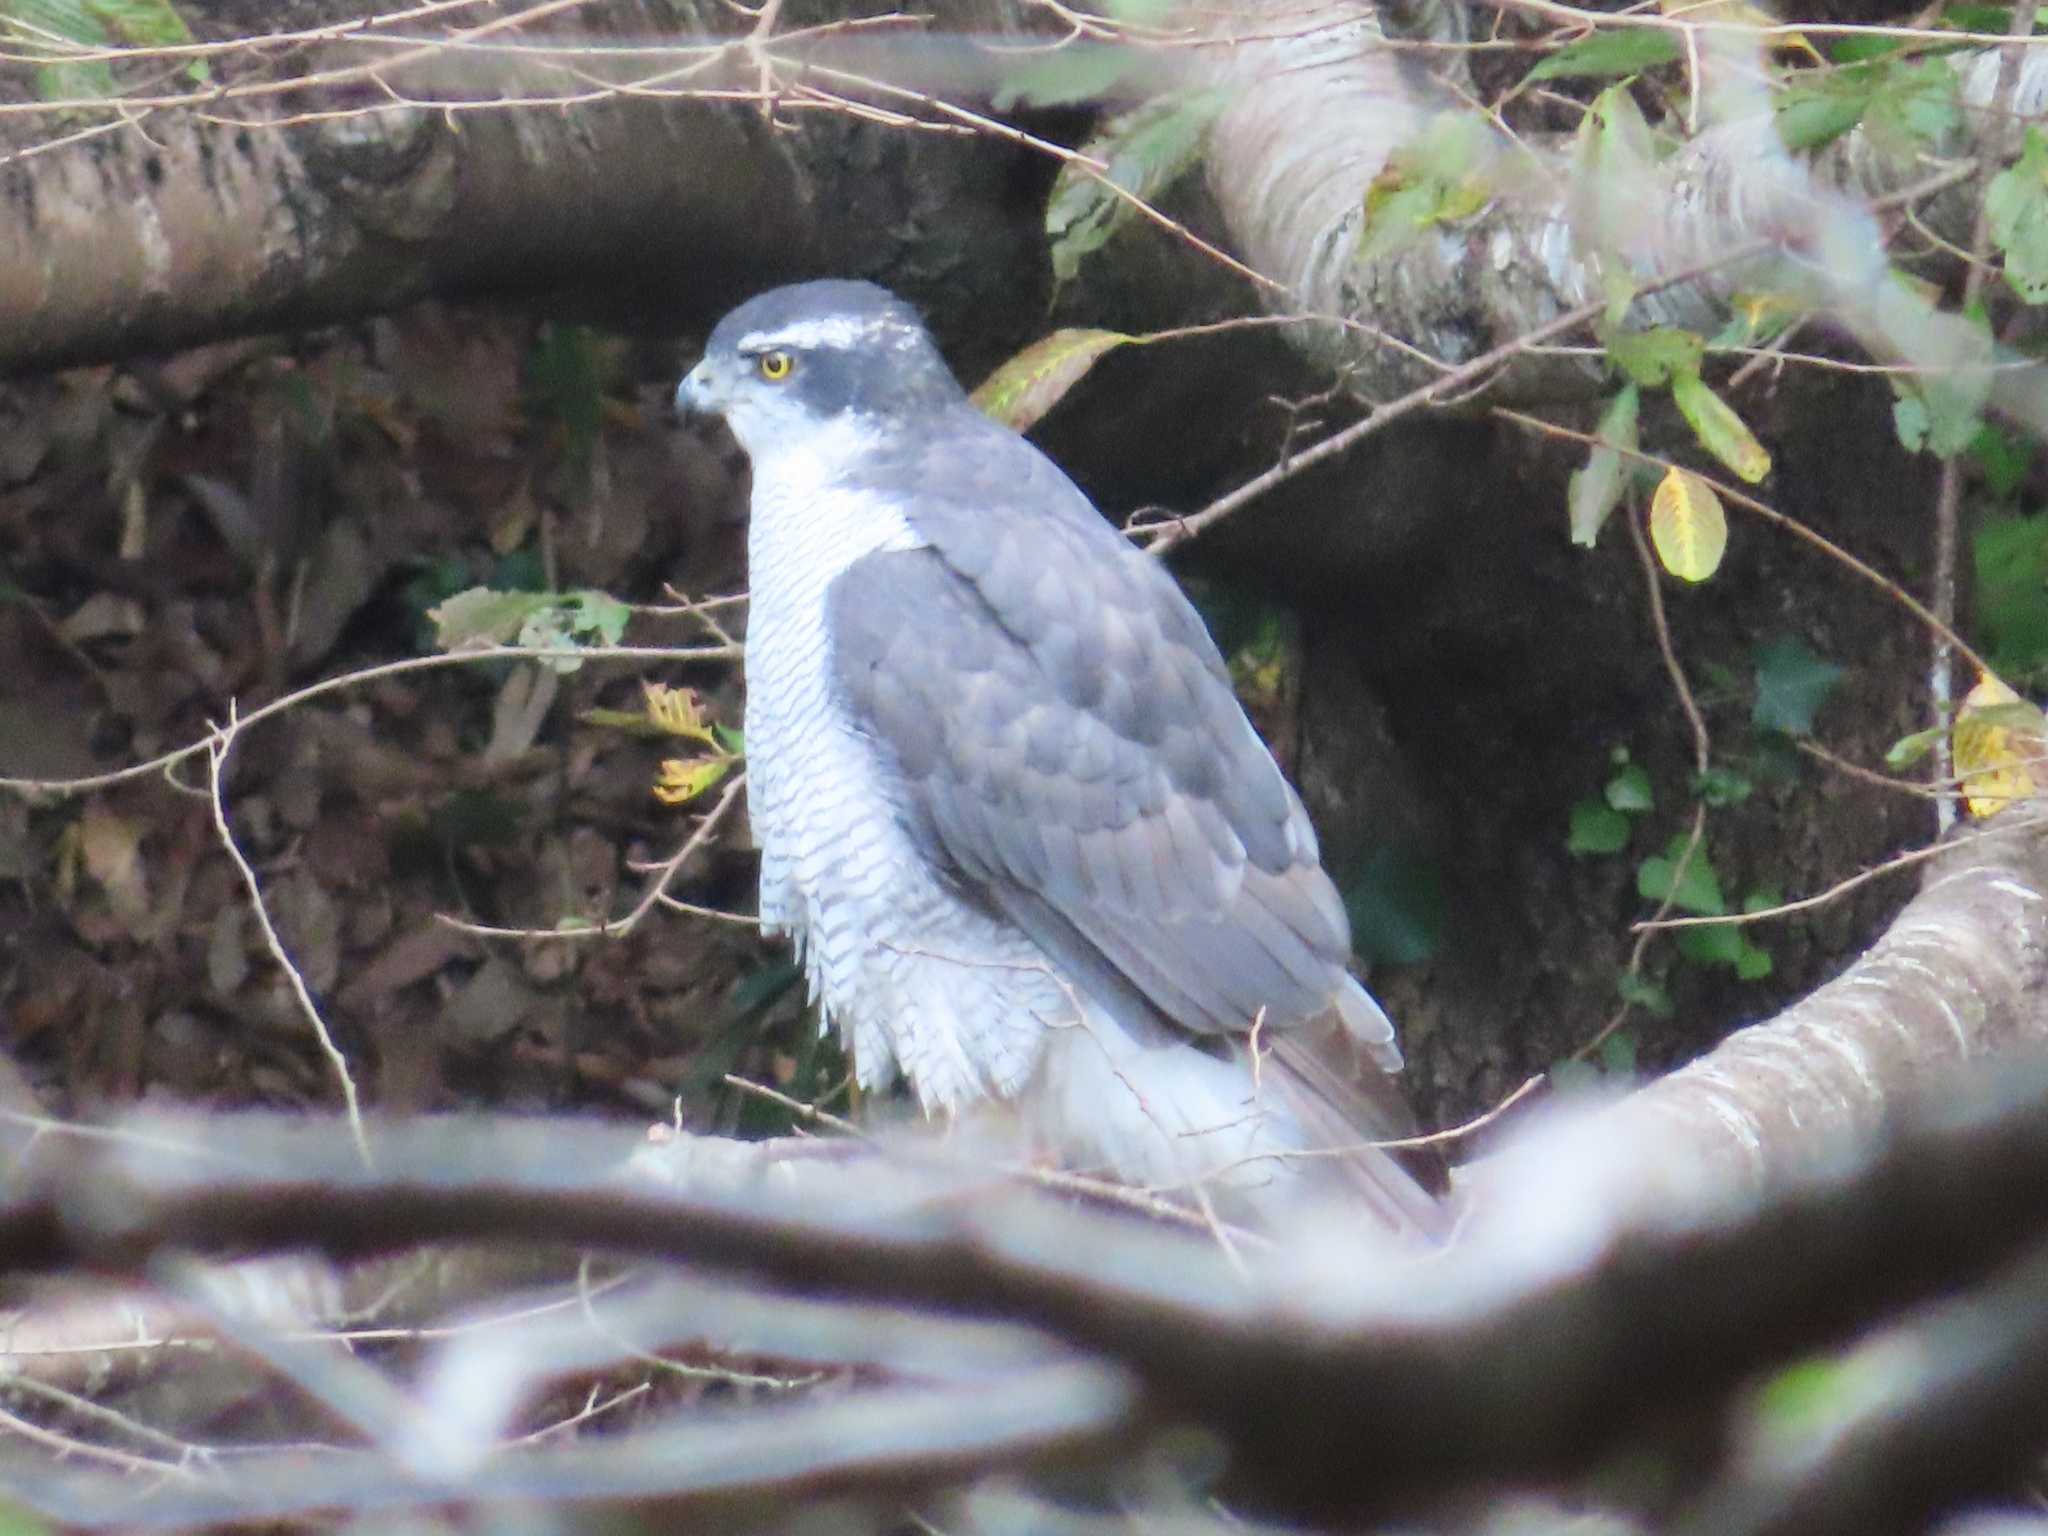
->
left=77, top=803, right=151, bottom=936
left=206, top=903, right=251, bottom=997
left=59, top=592, right=146, bottom=645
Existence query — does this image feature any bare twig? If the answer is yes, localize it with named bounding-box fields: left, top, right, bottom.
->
left=205, top=704, right=370, bottom=1168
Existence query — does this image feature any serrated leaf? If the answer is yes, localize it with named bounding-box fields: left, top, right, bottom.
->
left=1568, top=797, right=1632, bottom=854
left=428, top=586, right=627, bottom=664
left=1047, top=90, right=1223, bottom=285
left=1528, top=27, right=1682, bottom=81
left=560, top=591, right=626, bottom=645
left=1753, top=634, right=1844, bottom=736
left=428, top=587, right=557, bottom=650
left=1864, top=57, right=1960, bottom=155
left=1671, top=369, right=1771, bottom=483
left=1638, top=833, right=1726, bottom=915
left=1608, top=326, right=1704, bottom=388
left=1987, top=126, right=2048, bottom=303
left=1569, top=384, right=1639, bottom=547
left=971, top=328, right=1133, bottom=432
left=1649, top=469, right=1728, bottom=582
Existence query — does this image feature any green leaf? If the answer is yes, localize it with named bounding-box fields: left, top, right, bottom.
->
left=1568, top=384, right=1640, bottom=547
left=1359, top=111, right=1495, bottom=265
left=1568, top=797, right=1632, bottom=855
left=427, top=586, right=628, bottom=673
left=1752, top=634, right=1844, bottom=736
left=6, top=0, right=206, bottom=101
left=1735, top=941, right=1775, bottom=980
left=1047, top=90, right=1223, bottom=285
left=1528, top=28, right=1682, bottom=81
left=1974, top=513, right=2048, bottom=678
left=1864, top=58, right=1960, bottom=155
left=970, top=328, right=1134, bottom=432
left=1942, top=3, right=2017, bottom=29
left=562, top=591, right=629, bottom=646
left=1343, top=847, right=1446, bottom=965
left=1884, top=724, right=1947, bottom=767
left=1598, top=1029, right=1638, bottom=1077
left=1969, top=422, right=2036, bottom=499
left=1694, top=765, right=1753, bottom=806
left=1607, top=326, right=1704, bottom=388
left=1677, top=921, right=1744, bottom=966
left=1616, top=970, right=1675, bottom=1017
left=1827, top=33, right=1907, bottom=62
left=1671, top=369, right=1772, bottom=483
left=1550, top=1057, right=1603, bottom=1095
left=1775, top=73, right=1872, bottom=151
left=1892, top=391, right=1932, bottom=453
left=429, top=587, right=557, bottom=650
left=1987, top=126, right=2048, bottom=303
left=1605, top=761, right=1654, bottom=813
left=1637, top=833, right=1726, bottom=915
left=992, top=42, right=1131, bottom=110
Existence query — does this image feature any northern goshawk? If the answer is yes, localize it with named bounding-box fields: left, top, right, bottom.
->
left=678, top=280, right=1438, bottom=1232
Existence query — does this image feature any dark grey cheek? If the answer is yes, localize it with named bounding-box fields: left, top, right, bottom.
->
left=796, top=350, right=863, bottom=416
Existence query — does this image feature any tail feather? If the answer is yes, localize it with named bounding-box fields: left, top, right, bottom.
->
left=1022, top=1004, right=1448, bottom=1242
left=1264, top=1019, right=1450, bottom=1240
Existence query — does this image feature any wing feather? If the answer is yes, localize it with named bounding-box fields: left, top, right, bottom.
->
left=826, top=405, right=1369, bottom=1043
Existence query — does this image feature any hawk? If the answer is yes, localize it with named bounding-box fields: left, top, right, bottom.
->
left=678, top=280, right=1439, bottom=1233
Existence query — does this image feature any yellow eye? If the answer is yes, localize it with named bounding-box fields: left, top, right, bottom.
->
left=756, top=351, right=794, bottom=382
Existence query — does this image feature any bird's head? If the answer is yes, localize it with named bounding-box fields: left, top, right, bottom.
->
left=676, top=281, right=964, bottom=455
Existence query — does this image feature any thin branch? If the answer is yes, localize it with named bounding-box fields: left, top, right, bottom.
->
left=205, top=705, right=370, bottom=1168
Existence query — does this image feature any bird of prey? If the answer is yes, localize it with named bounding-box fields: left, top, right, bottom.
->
left=677, top=280, right=1439, bottom=1233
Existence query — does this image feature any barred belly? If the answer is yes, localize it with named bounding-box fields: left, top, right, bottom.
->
left=741, top=461, right=1067, bottom=1111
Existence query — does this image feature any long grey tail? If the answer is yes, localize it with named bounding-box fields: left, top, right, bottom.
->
left=1261, top=1018, right=1451, bottom=1242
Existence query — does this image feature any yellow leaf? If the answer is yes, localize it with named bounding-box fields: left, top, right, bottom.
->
left=970, top=329, right=1132, bottom=434
left=653, top=755, right=732, bottom=805
left=642, top=682, right=716, bottom=745
left=1954, top=673, right=2046, bottom=818
left=1648, top=469, right=1728, bottom=582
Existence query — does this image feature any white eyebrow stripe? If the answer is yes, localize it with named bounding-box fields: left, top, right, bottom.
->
left=736, top=314, right=922, bottom=352
left=737, top=315, right=879, bottom=351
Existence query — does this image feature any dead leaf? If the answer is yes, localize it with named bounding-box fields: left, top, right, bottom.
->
left=78, top=803, right=151, bottom=935
left=59, top=592, right=146, bottom=645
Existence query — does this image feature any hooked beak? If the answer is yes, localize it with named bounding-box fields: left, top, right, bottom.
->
left=675, top=359, right=722, bottom=418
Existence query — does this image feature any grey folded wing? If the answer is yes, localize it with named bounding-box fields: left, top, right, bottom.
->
left=824, top=411, right=1396, bottom=1067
